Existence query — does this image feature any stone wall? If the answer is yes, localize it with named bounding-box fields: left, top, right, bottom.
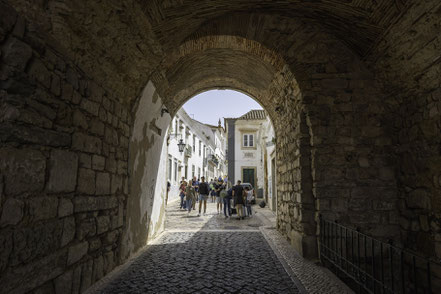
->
left=367, top=0, right=441, bottom=257
left=272, top=32, right=400, bottom=259
left=124, top=81, right=171, bottom=261
left=0, top=4, right=131, bottom=292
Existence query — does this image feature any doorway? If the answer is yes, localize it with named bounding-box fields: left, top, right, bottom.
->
left=242, top=167, right=256, bottom=188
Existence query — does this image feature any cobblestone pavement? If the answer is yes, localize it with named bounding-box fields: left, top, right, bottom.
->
left=87, top=200, right=353, bottom=294
left=99, top=231, right=299, bottom=293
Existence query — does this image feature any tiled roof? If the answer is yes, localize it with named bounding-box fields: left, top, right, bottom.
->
left=238, top=109, right=266, bottom=120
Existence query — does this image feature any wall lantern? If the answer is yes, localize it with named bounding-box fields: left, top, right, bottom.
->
left=177, top=139, right=186, bottom=153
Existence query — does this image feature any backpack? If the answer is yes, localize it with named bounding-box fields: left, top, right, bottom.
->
left=227, top=188, right=233, bottom=198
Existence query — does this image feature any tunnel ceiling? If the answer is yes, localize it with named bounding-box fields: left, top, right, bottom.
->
left=141, top=0, right=407, bottom=57
left=9, top=0, right=413, bottom=106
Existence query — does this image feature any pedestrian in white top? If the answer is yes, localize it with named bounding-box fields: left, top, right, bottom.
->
left=245, top=187, right=254, bottom=216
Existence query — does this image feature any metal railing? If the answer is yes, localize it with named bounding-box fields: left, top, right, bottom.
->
left=319, top=216, right=441, bottom=294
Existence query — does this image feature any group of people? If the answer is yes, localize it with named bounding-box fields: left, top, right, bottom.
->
left=178, top=176, right=254, bottom=219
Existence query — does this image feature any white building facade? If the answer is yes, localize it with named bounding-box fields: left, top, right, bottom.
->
left=225, top=110, right=277, bottom=211
left=166, top=108, right=227, bottom=202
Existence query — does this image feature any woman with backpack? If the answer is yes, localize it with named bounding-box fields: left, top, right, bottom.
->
left=223, top=186, right=232, bottom=218
left=185, top=180, right=196, bottom=214
left=179, top=180, right=187, bottom=210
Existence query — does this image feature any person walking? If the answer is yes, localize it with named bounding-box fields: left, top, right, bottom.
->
left=179, top=180, right=187, bottom=210
left=185, top=180, right=196, bottom=214
left=223, top=186, right=232, bottom=218
left=245, top=186, right=254, bottom=217
left=232, top=180, right=245, bottom=220
left=215, top=180, right=224, bottom=214
left=209, top=180, right=216, bottom=203
left=198, top=176, right=209, bottom=216
left=192, top=176, right=199, bottom=210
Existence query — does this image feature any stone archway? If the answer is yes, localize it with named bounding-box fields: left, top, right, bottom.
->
left=1, top=1, right=441, bottom=293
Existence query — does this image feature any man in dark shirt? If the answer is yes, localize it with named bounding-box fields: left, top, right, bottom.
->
left=198, top=176, right=209, bottom=216
left=232, top=180, right=245, bottom=220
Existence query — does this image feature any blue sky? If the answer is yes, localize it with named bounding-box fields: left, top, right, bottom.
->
left=182, top=90, right=263, bottom=126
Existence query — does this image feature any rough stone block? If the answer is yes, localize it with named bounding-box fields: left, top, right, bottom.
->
left=106, top=157, right=117, bottom=173
left=76, top=218, right=96, bottom=240
left=72, top=265, right=82, bottom=294
left=373, top=199, right=396, bottom=211
left=111, top=174, right=122, bottom=194
left=80, top=99, right=99, bottom=117
left=96, top=172, right=110, bottom=195
left=0, top=123, right=70, bottom=147
left=79, top=153, right=91, bottom=168
left=48, top=150, right=78, bottom=193
left=73, top=196, right=118, bottom=212
left=105, top=127, right=119, bottom=146
left=0, top=147, right=46, bottom=195
left=58, top=198, right=73, bottom=217
left=77, top=168, right=95, bottom=195
left=90, top=119, right=105, bottom=136
left=96, top=216, right=110, bottom=235
left=72, top=132, right=102, bottom=154
left=73, top=110, right=88, bottom=129
left=419, top=215, right=430, bottom=232
left=0, top=250, right=65, bottom=294
left=61, top=216, right=76, bottom=247
left=28, top=197, right=58, bottom=221
left=89, top=238, right=102, bottom=252
left=80, top=259, right=93, bottom=292
left=3, top=37, right=33, bottom=70
left=92, top=155, right=105, bottom=171
left=0, top=198, right=24, bottom=226
left=89, top=82, right=104, bottom=103
left=54, top=270, right=73, bottom=294
left=28, top=59, right=51, bottom=89
left=117, top=160, right=127, bottom=175
left=0, top=2, right=17, bottom=34
left=51, top=74, right=61, bottom=96
left=67, top=241, right=88, bottom=265
left=407, top=189, right=431, bottom=209
left=103, top=251, right=114, bottom=274
left=92, top=255, right=104, bottom=283
left=103, top=230, right=119, bottom=245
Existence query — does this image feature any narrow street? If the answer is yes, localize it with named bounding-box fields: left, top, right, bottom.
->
left=86, top=201, right=352, bottom=294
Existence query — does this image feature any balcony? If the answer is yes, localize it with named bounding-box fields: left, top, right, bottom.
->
left=208, top=154, right=219, bottom=166
left=184, top=145, right=192, bottom=157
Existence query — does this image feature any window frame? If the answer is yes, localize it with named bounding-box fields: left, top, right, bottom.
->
left=243, top=134, right=254, bottom=147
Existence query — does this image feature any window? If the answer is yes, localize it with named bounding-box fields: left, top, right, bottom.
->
left=243, top=134, right=254, bottom=147
left=198, top=167, right=201, bottom=179
left=192, top=165, right=195, bottom=178
left=198, top=140, right=201, bottom=156
left=173, top=159, right=177, bottom=182
left=175, top=119, right=178, bottom=134
left=203, top=145, right=206, bottom=158
left=193, top=135, right=196, bottom=152
left=168, top=158, right=172, bottom=180
left=184, top=165, right=188, bottom=179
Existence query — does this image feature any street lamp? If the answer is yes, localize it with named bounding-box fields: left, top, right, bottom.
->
left=177, top=139, right=185, bottom=153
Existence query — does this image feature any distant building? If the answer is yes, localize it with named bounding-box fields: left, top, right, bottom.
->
left=166, top=108, right=227, bottom=202
left=225, top=110, right=276, bottom=211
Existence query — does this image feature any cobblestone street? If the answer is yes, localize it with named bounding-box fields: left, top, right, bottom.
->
left=87, top=200, right=353, bottom=294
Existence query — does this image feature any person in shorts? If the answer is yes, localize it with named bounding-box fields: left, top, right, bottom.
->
left=198, top=177, right=209, bottom=216
left=232, top=180, right=245, bottom=220
left=245, top=186, right=254, bottom=216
